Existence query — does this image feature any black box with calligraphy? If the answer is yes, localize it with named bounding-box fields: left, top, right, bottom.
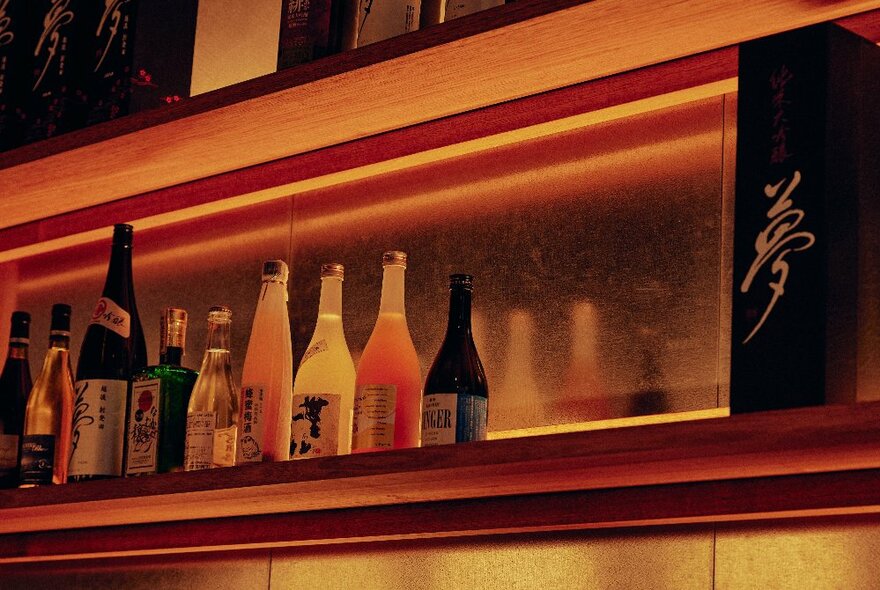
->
left=86, top=0, right=199, bottom=125
left=23, top=0, right=94, bottom=143
left=731, top=23, right=880, bottom=413
left=0, top=0, right=31, bottom=151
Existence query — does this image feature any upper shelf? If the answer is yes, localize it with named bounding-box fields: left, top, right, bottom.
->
left=0, top=0, right=878, bottom=243
left=2, top=402, right=880, bottom=563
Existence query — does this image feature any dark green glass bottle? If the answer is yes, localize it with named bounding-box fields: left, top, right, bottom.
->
left=127, top=308, right=198, bottom=475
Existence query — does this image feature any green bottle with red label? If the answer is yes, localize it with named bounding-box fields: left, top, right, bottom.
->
left=128, top=308, right=198, bottom=475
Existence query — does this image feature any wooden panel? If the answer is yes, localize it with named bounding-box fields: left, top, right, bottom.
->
left=0, top=1, right=877, bottom=230
left=2, top=469, right=880, bottom=563
left=2, top=403, right=880, bottom=537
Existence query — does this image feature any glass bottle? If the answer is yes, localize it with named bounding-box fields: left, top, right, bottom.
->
left=69, top=224, right=147, bottom=481
left=237, top=260, right=294, bottom=464
left=291, top=263, right=356, bottom=459
left=422, top=274, right=488, bottom=446
left=184, top=306, right=238, bottom=471
left=19, top=304, right=75, bottom=486
left=353, top=251, right=422, bottom=452
left=0, top=311, right=32, bottom=488
left=128, top=308, right=199, bottom=475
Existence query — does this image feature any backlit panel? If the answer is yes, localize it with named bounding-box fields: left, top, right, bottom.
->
left=290, top=96, right=727, bottom=430
left=270, top=528, right=714, bottom=589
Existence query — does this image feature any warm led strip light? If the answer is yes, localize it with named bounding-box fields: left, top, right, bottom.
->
left=0, top=77, right=736, bottom=268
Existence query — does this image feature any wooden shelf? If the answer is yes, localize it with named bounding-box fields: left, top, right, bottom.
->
left=2, top=403, right=880, bottom=563
left=0, top=1, right=878, bottom=242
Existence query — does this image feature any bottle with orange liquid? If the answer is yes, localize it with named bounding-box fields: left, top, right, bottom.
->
left=352, top=251, right=422, bottom=452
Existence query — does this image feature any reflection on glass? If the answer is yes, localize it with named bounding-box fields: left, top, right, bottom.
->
left=559, top=301, right=610, bottom=422
left=493, top=310, right=543, bottom=431
left=629, top=326, right=669, bottom=416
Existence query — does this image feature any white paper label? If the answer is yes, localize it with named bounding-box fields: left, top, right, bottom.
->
left=421, top=393, right=457, bottom=446
left=126, top=379, right=161, bottom=475
left=69, top=379, right=127, bottom=477
left=213, top=425, right=237, bottom=467
left=237, top=384, right=265, bottom=463
left=291, top=393, right=340, bottom=459
left=184, top=411, right=215, bottom=471
left=352, top=384, right=396, bottom=450
left=89, top=296, right=131, bottom=338
left=0, top=434, right=18, bottom=471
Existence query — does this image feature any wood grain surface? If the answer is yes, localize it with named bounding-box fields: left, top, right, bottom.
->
left=1, top=403, right=880, bottom=543
left=0, top=1, right=877, bottom=231
left=3, top=403, right=880, bottom=562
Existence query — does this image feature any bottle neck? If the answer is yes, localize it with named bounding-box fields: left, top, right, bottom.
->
left=105, top=239, right=134, bottom=301
left=205, top=321, right=231, bottom=352
left=48, top=334, right=70, bottom=351
left=318, top=276, right=343, bottom=317
left=6, top=342, right=28, bottom=360
left=445, top=287, right=473, bottom=338
left=378, top=265, right=406, bottom=315
left=161, top=346, right=183, bottom=366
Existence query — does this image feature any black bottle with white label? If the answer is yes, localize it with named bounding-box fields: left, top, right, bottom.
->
left=69, top=224, right=147, bottom=481
left=421, top=274, right=488, bottom=446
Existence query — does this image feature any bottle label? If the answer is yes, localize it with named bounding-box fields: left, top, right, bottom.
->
left=457, top=394, right=488, bottom=443
left=352, top=384, right=396, bottom=450
left=213, top=425, right=237, bottom=467
left=299, top=339, right=328, bottom=367
left=69, top=379, right=128, bottom=477
left=421, top=393, right=457, bottom=446
left=89, top=296, right=131, bottom=339
left=19, top=434, right=55, bottom=485
left=0, top=434, right=18, bottom=472
left=237, top=384, right=265, bottom=463
left=184, top=411, right=215, bottom=471
left=125, top=379, right=161, bottom=475
left=291, top=393, right=340, bottom=458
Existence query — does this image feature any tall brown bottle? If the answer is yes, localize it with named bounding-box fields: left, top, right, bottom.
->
left=69, top=224, right=147, bottom=481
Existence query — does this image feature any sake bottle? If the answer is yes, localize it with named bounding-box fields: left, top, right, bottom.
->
left=184, top=306, right=238, bottom=471
left=291, top=263, right=356, bottom=459
left=69, top=224, right=147, bottom=481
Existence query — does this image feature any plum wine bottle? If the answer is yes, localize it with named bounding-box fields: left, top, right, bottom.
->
left=421, top=274, right=488, bottom=446
left=237, top=261, right=294, bottom=464
left=19, top=304, right=75, bottom=486
left=352, top=251, right=422, bottom=452
left=69, top=224, right=147, bottom=482
left=0, top=312, right=32, bottom=488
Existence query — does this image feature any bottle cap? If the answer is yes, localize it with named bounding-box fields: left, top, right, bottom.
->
left=382, top=251, right=407, bottom=268
left=449, top=274, right=473, bottom=290
left=207, top=305, right=232, bottom=323
left=262, top=260, right=289, bottom=284
left=112, top=223, right=134, bottom=246
left=161, top=308, right=188, bottom=353
left=321, top=263, right=344, bottom=280
left=9, top=311, right=30, bottom=343
left=50, top=304, right=72, bottom=336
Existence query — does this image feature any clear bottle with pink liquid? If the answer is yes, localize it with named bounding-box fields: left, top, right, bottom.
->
left=352, top=251, right=422, bottom=452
